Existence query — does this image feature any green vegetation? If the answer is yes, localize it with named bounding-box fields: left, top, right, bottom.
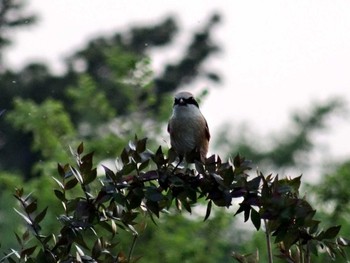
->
left=0, top=1, right=350, bottom=262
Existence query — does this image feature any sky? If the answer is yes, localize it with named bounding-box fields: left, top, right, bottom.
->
left=6, top=0, right=350, bottom=175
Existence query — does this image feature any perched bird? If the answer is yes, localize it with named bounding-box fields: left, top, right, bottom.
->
left=168, top=91, right=210, bottom=163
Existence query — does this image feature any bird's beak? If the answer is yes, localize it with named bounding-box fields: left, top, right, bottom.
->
left=178, top=98, right=186, bottom=106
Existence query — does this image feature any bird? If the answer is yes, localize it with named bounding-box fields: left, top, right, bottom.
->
left=167, top=91, right=210, bottom=163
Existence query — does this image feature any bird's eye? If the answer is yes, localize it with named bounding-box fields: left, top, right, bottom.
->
left=185, top=96, right=199, bottom=108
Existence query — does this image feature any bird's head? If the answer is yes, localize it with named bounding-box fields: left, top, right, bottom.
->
left=173, top=91, right=199, bottom=108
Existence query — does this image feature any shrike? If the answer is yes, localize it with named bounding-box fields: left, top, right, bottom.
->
left=167, top=91, right=210, bottom=163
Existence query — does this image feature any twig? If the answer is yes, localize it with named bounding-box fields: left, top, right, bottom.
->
left=264, top=219, right=273, bottom=263
left=128, top=234, right=138, bottom=262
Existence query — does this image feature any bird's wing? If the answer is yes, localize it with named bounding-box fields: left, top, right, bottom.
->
left=167, top=121, right=172, bottom=134
left=205, top=120, right=210, bottom=141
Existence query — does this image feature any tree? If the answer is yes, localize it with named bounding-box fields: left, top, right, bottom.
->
left=215, top=98, right=346, bottom=172
left=0, top=13, right=221, bottom=179
left=0, top=0, right=37, bottom=67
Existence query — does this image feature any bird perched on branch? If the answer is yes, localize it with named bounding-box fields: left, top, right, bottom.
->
left=168, top=91, right=210, bottom=163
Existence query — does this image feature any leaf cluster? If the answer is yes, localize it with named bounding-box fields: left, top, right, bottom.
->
left=2, top=138, right=349, bottom=262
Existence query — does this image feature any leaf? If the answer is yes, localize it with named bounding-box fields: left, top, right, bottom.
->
left=103, top=165, right=117, bottom=181
left=64, top=178, right=78, bottom=190
left=14, top=208, right=32, bottom=224
left=322, top=225, right=341, bottom=240
left=34, top=207, right=48, bottom=224
left=54, top=190, right=66, bottom=202
left=145, top=188, right=163, bottom=202
left=77, top=142, right=84, bottom=155
left=204, top=200, right=212, bottom=221
left=15, top=233, right=22, bottom=246
left=128, top=140, right=136, bottom=151
left=251, top=208, right=261, bottom=230
left=70, top=167, right=83, bottom=184
left=52, top=177, right=64, bottom=189
left=83, top=168, right=97, bottom=185
left=138, top=159, right=150, bottom=171
left=136, top=137, right=147, bottom=153
left=122, top=162, right=137, bottom=175
left=57, top=163, right=65, bottom=178
left=121, top=148, right=129, bottom=164
left=92, top=238, right=102, bottom=258
left=25, top=200, right=38, bottom=214
left=21, top=246, right=37, bottom=258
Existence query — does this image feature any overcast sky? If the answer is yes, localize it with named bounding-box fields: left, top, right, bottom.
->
left=6, top=0, right=350, bottom=169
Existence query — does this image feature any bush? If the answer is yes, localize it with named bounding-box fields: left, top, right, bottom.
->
left=2, top=137, right=349, bottom=263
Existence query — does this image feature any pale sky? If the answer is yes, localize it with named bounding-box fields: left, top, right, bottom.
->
left=6, top=0, right=350, bottom=172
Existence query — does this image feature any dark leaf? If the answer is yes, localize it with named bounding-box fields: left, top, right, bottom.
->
left=34, top=207, right=48, bottom=224
left=146, top=200, right=160, bottom=218
left=138, top=159, right=150, bottom=171
left=103, top=165, right=117, bottom=181
left=121, top=148, right=129, bottom=164
left=25, top=200, right=38, bottom=214
left=14, top=233, right=22, bottom=246
left=57, top=163, right=65, bottom=178
left=250, top=208, right=261, bottom=230
left=122, top=162, right=137, bottom=175
left=21, top=246, right=37, bottom=258
left=92, top=238, right=102, bottom=259
left=136, top=137, right=147, bottom=153
left=322, top=225, right=341, bottom=240
left=54, top=190, right=66, bottom=202
left=204, top=200, right=212, bottom=221
left=84, top=168, right=97, bottom=185
left=145, top=188, right=163, bottom=202
left=77, top=142, right=84, bottom=155
left=64, top=178, right=79, bottom=190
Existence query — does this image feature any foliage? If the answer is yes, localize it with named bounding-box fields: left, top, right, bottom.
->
left=0, top=13, right=220, bottom=179
left=1, top=138, right=349, bottom=262
left=216, top=98, right=346, bottom=171
left=307, top=160, right=350, bottom=246
left=0, top=0, right=37, bottom=63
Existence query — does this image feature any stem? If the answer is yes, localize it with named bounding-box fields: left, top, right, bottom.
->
left=264, top=219, right=274, bottom=263
left=305, top=242, right=311, bottom=263
left=299, top=240, right=304, bottom=263
left=128, top=234, right=138, bottom=262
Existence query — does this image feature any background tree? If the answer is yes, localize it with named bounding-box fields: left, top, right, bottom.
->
left=0, top=0, right=36, bottom=67
left=1, top=1, right=350, bottom=262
